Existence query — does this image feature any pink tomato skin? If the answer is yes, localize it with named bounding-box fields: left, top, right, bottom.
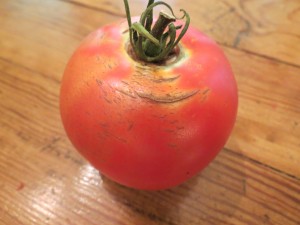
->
left=60, top=19, right=238, bottom=190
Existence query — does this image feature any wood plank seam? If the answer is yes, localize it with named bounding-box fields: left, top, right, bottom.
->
left=223, top=148, right=300, bottom=181
left=222, top=43, right=300, bottom=70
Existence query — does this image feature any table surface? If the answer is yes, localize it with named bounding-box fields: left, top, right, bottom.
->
left=1, top=0, right=300, bottom=224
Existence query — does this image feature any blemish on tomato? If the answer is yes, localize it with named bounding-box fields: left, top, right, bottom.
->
left=168, top=143, right=178, bottom=148
left=128, top=122, right=134, bottom=131
left=200, top=88, right=211, bottom=102
left=99, top=122, right=109, bottom=128
left=165, top=129, right=175, bottom=133
left=170, top=120, right=179, bottom=124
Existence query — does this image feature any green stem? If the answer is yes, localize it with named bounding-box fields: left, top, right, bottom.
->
left=145, top=0, right=154, bottom=31
left=123, top=0, right=133, bottom=47
left=123, top=0, right=190, bottom=63
left=145, top=12, right=175, bottom=57
left=131, top=23, right=160, bottom=46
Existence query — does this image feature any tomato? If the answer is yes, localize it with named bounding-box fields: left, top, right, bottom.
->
left=60, top=2, right=238, bottom=190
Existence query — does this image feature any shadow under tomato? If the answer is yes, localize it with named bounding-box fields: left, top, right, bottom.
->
left=100, top=149, right=246, bottom=225
left=101, top=174, right=199, bottom=225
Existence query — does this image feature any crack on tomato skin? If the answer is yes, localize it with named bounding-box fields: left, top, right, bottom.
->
left=200, top=88, right=211, bottom=102
left=96, top=69, right=200, bottom=105
left=135, top=89, right=200, bottom=104
left=99, top=122, right=109, bottom=128
left=96, top=79, right=103, bottom=85
left=152, top=114, right=168, bottom=119
left=104, top=97, right=113, bottom=104
left=127, top=122, right=134, bottom=131
left=102, top=130, right=128, bottom=144
left=170, top=120, right=179, bottom=124
left=202, top=88, right=210, bottom=95
left=168, top=143, right=178, bottom=149
left=114, top=85, right=137, bottom=99
left=151, top=74, right=181, bottom=83
left=113, top=136, right=128, bottom=144
left=164, top=129, right=175, bottom=133
left=132, top=68, right=180, bottom=84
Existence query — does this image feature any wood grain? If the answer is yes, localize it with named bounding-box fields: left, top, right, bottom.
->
left=0, top=0, right=300, bottom=224
left=226, top=46, right=300, bottom=178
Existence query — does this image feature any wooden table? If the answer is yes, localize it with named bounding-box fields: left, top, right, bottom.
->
left=1, top=0, right=299, bottom=224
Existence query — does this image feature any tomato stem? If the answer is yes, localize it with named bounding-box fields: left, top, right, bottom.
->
left=123, top=0, right=190, bottom=63
left=144, top=12, right=175, bottom=57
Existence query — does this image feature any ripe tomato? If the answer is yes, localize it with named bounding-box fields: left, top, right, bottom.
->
left=60, top=10, right=237, bottom=190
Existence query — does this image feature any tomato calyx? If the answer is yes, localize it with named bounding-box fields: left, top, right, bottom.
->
left=123, top=0, right=190, bottom=63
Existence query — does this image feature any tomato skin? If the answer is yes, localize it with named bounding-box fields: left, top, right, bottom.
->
left=60, top=19, right=238, bottom=190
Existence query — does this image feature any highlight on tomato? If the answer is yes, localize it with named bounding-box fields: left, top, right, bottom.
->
left=60, top=0, right=238, bottom=190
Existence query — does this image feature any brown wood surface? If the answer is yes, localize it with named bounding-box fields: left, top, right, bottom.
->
left=0, top=0, right=300, bottom=224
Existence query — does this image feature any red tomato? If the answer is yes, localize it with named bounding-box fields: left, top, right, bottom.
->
left=60, top=18, right=238, bottom=190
